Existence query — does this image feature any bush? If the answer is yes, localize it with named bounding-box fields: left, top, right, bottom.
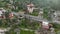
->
left=20, top=30, right=35, bottom=34
left=29, top=11, right=39, bottom=16
left=51, top=23, right=60, bottom=32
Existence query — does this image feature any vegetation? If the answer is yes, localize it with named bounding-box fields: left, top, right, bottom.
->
left=20, top=18, right=40, bottom=30
left=1, top=0, right=60, bottom=12
left=51, top=23, right=60, bottom=31
left=43, top=8, right=52, bottom=21
left=20, top=30, right=35, bottom=34
left=0, top=0, right=60, bottom=34
left=50, top=23, right=60, bottom=34
left=29, top=11, right=39, bottom=16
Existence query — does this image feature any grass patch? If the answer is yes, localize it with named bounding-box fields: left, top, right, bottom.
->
left=29, top=11, right=39, bottom=16
left=20, top=30, right=35, bottom=34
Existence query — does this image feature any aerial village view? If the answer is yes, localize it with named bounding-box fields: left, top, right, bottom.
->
left=0, top=0, right=60, bottom=34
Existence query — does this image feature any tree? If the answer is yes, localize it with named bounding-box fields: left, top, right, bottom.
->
left=43, top=8, right=52, bottom=21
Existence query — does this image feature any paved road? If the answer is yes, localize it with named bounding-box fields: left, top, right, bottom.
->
left=12, top=12, right=60, bottom=24
left=12, top=12, right=44, bottom=22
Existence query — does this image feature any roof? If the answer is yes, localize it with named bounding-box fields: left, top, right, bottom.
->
left=42, top=21, right=49, bottom=25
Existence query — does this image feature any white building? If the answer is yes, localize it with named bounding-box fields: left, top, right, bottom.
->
left=42, top=21, right=49, bottom=29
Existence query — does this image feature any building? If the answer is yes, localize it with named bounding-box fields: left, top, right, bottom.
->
left=42, top=21, right=49, bottom=29
left=27, top=3, right=34, bottom=13
left=0, top=8, right=14, bottom=18
left=38, top=8, right=43, bottom=18
left=53, top=11, right=60, bottom=23
left=9, top=12, right=14, bottom=18
left=0, top=8, right=6, bottom=18
left=0, top=28, right=10, bottom=34
left=35, top=21, right=50, bottom=34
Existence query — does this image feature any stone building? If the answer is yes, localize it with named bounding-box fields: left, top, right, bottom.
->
left=27, top=3, right=34, bottom=13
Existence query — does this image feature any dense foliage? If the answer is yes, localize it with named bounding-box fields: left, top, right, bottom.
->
left=0, top=0, right=60, bottom=11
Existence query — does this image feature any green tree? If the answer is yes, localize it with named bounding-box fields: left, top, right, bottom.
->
left=43, top=8, right=52, bottom=21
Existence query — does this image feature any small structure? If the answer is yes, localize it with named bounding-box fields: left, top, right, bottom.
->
left=0, top=28, right=10, bottom=34
left=35, top=21, right=49, bottom=34
left=0, top=8, right=6, bottom=18
left=0, top=8, right=14, bottom=19
left=42, top=21, right=49, bottom=30
left=27, top=3, right=34, bottom=13
left=9, top=12, right=14, bottom=18
left=38, top=8, right=43, bottom=18
left=39, top=8, right=43, bottom=14
left=53, top=11, right=60, bottom=23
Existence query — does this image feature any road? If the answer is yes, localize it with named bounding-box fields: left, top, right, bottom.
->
left=12, top=12, right=45, bottom=22
left=13, top=12, right=56, bottom=34
left=12, top=12, right=60, bottom=24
